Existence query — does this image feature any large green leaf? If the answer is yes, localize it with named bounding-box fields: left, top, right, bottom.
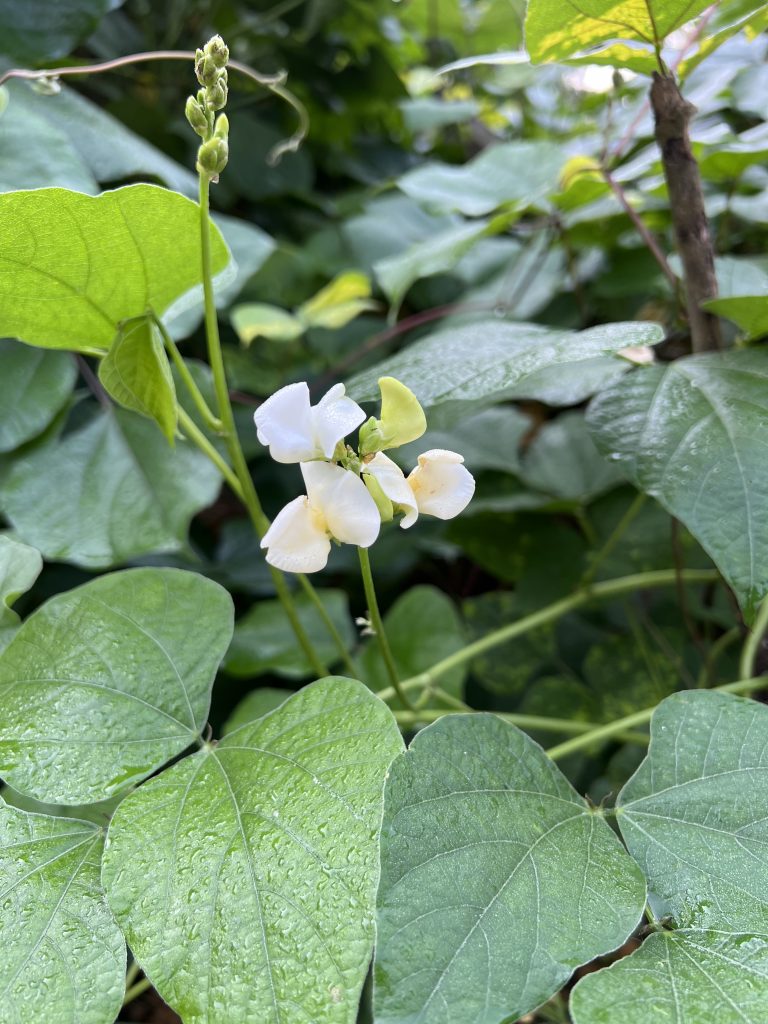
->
left=393, top=406, right=530, bottom=476
left=374, top=714, right=646, bottom=1024
left=0, top=185, right=229, bottom=354
left=348, top=321, right=662, bottom=426
left=358, top=585, right=466, bottom=703
left=224, top=589, right=354, bottom=679
left=103, top=677, right=404, bottom=1024
left=571, top=929, right=768, bottom=1024
left=1, top=407, right=221, bottom=568
left=0, top=0, right=112, bottom=62
left=98, top=315, right=178, bottom=443
left=0, top=568, right=233, bottom=804
left=0, top=800, right=125, bottom=1024
left=0, top=534, right=42, bottom=650
left=617, top=690, right=768, bottom=933
left=397, top=141, right=565, bottom=216
left=705, top=256, right=768, bottom=340
left=524, top=0, right=713, bottom=65
left=586, top=350, right=768, bottom=617
left=0, top=340, right=77, bottom=452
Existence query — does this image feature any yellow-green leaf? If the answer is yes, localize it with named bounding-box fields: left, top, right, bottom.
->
left=98, top=315, right=178, bottom=444
left=296, top=271, right=377, bottom=330
left=230, top=303, right=304, bottom=345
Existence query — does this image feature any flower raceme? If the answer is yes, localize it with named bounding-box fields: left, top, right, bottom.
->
left=255, top=380, right=475, bottom=572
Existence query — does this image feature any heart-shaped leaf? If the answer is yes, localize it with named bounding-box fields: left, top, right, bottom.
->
left=0, top=185, right=229, bottom=354
left=2, top=407, right=221, bottom=569
left=571, top=929, right=768, bottom=1024
left=617, top=690, right=768, bottom=933
left=586, top=350, right=768, bottom=617
left=0, top=799, right=125, bottom=1024
left=0, top=534, right=42, bottom=651
left=0, top=568, right=233, bottom=804
left=374, top=713, right=646, bottom=1024
left=0, top=340, right=77, bottom=452
left=102, top=677, right=404, bottom=1024
left=348, top=321, right=663, bottom=426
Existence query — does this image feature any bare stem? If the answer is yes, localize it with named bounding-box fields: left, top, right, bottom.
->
left=357, top=547, right=414, bottom=710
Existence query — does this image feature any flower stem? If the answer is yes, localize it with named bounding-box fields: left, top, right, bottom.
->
left=156, top=316, right=223, bottom=433
left=177, top=408, right=241, bottom=496
left=393, top=708, right=650, bottom=743
left=544, top=676, right=767, bottom=761
left=357, top=546, right=414, bottom=710
left=198, top=173, right=328, bottom=679
left=383, top=569, right=720, bottom=700
left=297, top=574, right=358, bottom=678
left=739, top=594, right=768, bottom=681
left=123, top=976, right=151, bottom=1007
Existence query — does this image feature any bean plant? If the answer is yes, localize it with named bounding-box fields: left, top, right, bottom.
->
left=0, top=2, right=767, bottom=1023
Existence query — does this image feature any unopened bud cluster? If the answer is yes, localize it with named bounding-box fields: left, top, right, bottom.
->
left=186, top=35, right=230, bottom=181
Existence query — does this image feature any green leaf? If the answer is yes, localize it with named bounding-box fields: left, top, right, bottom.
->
left=704, top=256, right=768, bottom=340
left=0, top=534, right=42, bottom=650
left=618, top=690, right=768, bottom=933
left=0, top=185, right=230, bottom=354
left=222, top=688, right=290, bottom=735
left=98, top=315, right=178, bottom=443
left=519, top=410, right=623, bottom=503
left=0, top=0, right=112, bottom=62
left=374, top=215, right=513, bottom=313
left=0, top=799, right=126, bottom=1024
left=374, top=714, right=646, bottom=1024
left=296, top=271, right=378, bottom=329
left=586, top=351, right=768, bottom=617
left=358, top=586, right=466, bottom=703
left=0, top=340, right=77, bottom=452
left=348, top=321, right=663, bottom=427
left=2, top=407, right=222, bottom=569
left=524, top=0, right=713, bottom=65
left=224, top=589, right=354, bottom=679
left=230, top=303, right=304, bottom=345
left=0, top=567, right=233, bottom=804
left=103, top=677, right=404, bottom=1024
left=397, top=141, right=565, bottom=216
left=571, top=929, right=768, bottom=1024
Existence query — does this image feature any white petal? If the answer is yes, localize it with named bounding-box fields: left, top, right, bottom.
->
left=260, top=495, right=330, bottom=573
left=254, top=382, right=317, bottom=463
left=311, top=383, right=366, bottom=459
left=407, top=448, right=475, bottom=520
left=365, top=452, right=418, bottom=529
left=302, top=461, right=381, bottom=548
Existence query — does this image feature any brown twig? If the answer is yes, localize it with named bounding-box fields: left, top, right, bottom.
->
left=650, top=71, right=722, bottom=352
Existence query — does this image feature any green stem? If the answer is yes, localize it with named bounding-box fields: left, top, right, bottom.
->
left=124, top=961, right=141, bottom=990
left=391, top=569, right=720, bottom=697
left=198, top=173, right=328, bottom=679
left=297, top=573, right=358, bottom=678
left=697, top=625, right=740, bottom=687
left=123, top=976, right=152, bottom=1007
left=358, top=546, right=414, bottom=710
left=156, top=316, right=223, bottom=432
left=178, top=407, right=242, bottom=497
left=393, top=708, right=649, bottom=743
left=739, top=594, right=768, bottom=681
left=545, top=676, right=767, bottom=761
left=581, top=491, right=646, bottom=586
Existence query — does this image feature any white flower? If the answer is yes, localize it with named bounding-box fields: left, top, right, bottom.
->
left=254, top=381, right=365, bottom=464
left=364, top=449, right=474, bottom=528
left=260, top=461, right=380, bottom=572
left=364, top=452, right=419, bottom=527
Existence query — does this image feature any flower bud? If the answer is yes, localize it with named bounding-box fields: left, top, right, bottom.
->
left=204, top=34, right=229, bottom=69
left=195, top=49, right=217, bottom=87
left=205, top=74, right=228, bottom=111
left=363, top=474, right=394, bottom=522
left=213, top=113, right=229, bottom=139
left=185, top=95, right=209, bottom=137
left=196, top=136, right=229, bottom=179
left=359, top=377, right=427, bottom=455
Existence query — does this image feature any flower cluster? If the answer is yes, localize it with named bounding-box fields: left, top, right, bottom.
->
left=256, top=379, right=474, bottom=572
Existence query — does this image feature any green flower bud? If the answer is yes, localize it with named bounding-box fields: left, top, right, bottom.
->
left=204, top=34, right=229, bottom=69
left=205, top=74, right=228, bottom=112
left=213, top=113, right=229, bottom=139
left=195, top=49, right=217, bottom=87
left=363, top=473, right=394, bottom=522
left=185, top=95, right=209, bottom=137
left=196, top=136, right=229, bottom=179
